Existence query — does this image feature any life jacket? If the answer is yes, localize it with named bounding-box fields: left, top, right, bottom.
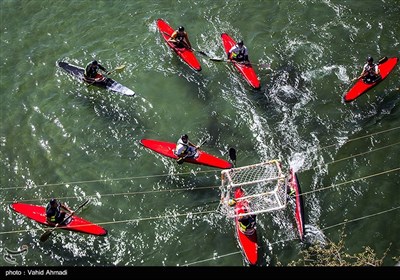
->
left=46, top=202, right=61, bottom=223
left=362, top=63, right=380, bottom=84
left=84, top=63, right=99, bottom=78
left=230, top=45, right=246, bottom=60
left=364, top=63, right=377, bottom=76
left=238, top=214, right=256, bottom=234
left=175, top=139, right=190, bottom=155
left=175, top=31, right=185, bottom=43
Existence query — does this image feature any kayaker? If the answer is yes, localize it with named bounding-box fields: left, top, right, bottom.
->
left=354, top=56, right=381, bottom=83
left=84, top=60, right=110, bottom=82
left=168, top=26, right=192, bottom=49
left=174, top=134, right=199, bottom=158
left=238, top=209, right=256, bottom=235
left=46, top=198, right=74, bottom=226
left=227, top=39, right=250, bottom=65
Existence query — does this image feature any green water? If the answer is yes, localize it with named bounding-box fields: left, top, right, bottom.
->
left=1, top=0, right=399, bottom=270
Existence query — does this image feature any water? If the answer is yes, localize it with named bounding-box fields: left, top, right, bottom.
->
left=1, top=0, right=399, bottom=269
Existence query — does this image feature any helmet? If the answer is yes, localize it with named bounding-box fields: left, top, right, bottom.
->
left=181, top=134, right=188, bottom=141
left=50, top=198, right=57, bottom=205
left=237, top=39, right=244, bottom=46
left=178, top=26, right=184, bottom=32
left=228, top=198, right=236, bottom=207
left=92, top=60, right=98, bottom=65
left=367, top=56, right=373, bottom=63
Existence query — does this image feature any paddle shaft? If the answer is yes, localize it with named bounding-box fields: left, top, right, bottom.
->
left=177, top=139, right=208, bottom=164
left=160, top=31, right=208, bottom=57
left=209, top=58, right=270, bottom=69
left=84, top=65, right=125, bottom=86
left=352, top=56, right=387, bottom=82
left=39, top=199, right=90, bottom=242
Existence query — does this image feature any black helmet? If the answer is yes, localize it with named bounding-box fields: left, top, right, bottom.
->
left=237, top=39, right=244, bottom=46
left=367, top=56, right=373, bottom=63
left=181, top=134, right=188, bottom=140
left=92, top=60, right=98, bottom=65
left=178, top=26, right=184, bottom=32
left=50, top=198, right=57, bottom=205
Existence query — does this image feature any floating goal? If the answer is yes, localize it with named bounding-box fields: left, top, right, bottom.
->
left=218, top=160, right=287, bottom=218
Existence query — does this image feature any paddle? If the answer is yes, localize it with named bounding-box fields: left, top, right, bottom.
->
left=209, top=57, right=271, bottom=69
left=351, top=56, right=387, bottom=82
left=176, top=138, right=208, bottom=165
left=84, top=65, right=125, bottom=86
left=191, top=48, right=209, bottom=57
left=39, top=199, right=90, bottom=242
left=107, top=64, right=126, bottom=75
left=161, top=31, right=208, bottom=57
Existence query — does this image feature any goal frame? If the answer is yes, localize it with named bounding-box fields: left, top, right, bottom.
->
left=218, top=159, right=287, bottom=218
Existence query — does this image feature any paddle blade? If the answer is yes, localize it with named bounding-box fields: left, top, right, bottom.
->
left=176, top=157, right=185, bottom=164
left=210, top=58, right=226, bottom=62
left=197, top=51, right=208, bottom=57
left=39, top=230, right=52, bottom=242
left=229, top=148, right=237, bottom=162
left=114, top=65, right=126, bottom=72
left=378, top=56, right=388, bottom=64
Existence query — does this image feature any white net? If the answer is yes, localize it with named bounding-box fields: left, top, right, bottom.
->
left=218, top=160, right=287, bottom=218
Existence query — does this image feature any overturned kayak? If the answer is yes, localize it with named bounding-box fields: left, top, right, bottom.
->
left=140, top=139, right=233, bottom=169
left=10, top=202, right=107, bottom=236
left=58, top=61, right=135, bottom=96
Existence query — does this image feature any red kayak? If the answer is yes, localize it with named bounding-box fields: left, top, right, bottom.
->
left=344, top=56, right=398, bottom=102
left=156, top=19, right=201, bottom=72
left=288, top=169, right=305, bottom=241
left=220, top=33, right=260, bottom=89
left=10, top=202, right=107, bottom=236
left=234, top=187, right=258, bottom=265
left=140, top=139, right=233, bottom=169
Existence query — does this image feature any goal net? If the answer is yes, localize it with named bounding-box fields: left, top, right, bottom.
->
left=218, top=160, right=287, bottom=218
